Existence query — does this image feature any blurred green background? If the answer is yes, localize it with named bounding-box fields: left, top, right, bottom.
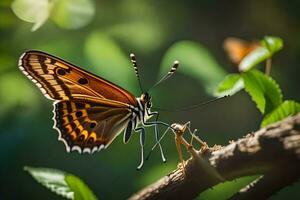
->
left=1, top=0, right=300, bottom=199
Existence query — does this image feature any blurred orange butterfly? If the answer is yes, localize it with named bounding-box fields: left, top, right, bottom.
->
left=223, top=37, right=260, bottom=65
left=19, top=50, right=178, bottom=169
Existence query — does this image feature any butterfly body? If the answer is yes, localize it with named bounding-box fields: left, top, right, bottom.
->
left=18, top=51, right=153, bottom=155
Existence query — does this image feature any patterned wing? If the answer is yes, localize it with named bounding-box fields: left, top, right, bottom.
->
left=53, top=98, right=133, bottom=153
left=19, top=50, right=137, bottom=106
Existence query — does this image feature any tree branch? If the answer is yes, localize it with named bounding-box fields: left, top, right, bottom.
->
left=128, top=114, right=300, bottom=200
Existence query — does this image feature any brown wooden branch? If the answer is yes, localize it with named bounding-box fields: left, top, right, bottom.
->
left=128, top=114, right=300, bottom=200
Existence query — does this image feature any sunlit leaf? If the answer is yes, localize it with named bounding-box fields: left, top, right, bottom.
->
left=261, top=100, right=300, bottom=127
left=161, top=41, right=226, bottom=94
left=11, top=0, right=49, bottom=31
left=84, top=31, right=137, bottom=93
left=261, top=36, right=283, bottom=54
left=238, top=47, right=270, bottom=72
left=51, top=0, right=95, bottom=29
left=214, top=73, right=243, bottom=97
left=242, top=69, right=283, bottom=114
left=65, top=175, right=98, bottom=200
left=239, top=36, right=283, bottom=72
left=24, top=166, right=97, bottom=200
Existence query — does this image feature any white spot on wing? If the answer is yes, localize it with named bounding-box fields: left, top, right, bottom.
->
left=83, top=148, right=91, bottom=154
left=92, top=146, right=98, bottom=153
left=71, top=146, right=82, bottom=154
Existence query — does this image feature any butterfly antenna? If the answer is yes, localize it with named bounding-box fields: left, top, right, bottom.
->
left=130, top=53, right=144, bottom=93
left=149, top=60, right=179, bottom=91
left=153, top=95, right=229, bottom=112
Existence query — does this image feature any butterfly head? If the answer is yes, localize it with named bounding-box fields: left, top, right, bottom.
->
left=140, top=92, right=152, bottom=109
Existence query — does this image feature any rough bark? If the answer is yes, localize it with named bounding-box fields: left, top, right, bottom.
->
left=129, top=114, right=300, bottom=200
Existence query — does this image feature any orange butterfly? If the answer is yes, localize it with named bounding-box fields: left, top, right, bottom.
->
left=18, top=50, right=178, bottom=169
left=223, top=37, right=260, bottom=65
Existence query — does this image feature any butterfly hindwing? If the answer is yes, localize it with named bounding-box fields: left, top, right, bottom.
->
left=19, top=50, right=138, bottom=106
left=53, top=99, right=132, bottom=153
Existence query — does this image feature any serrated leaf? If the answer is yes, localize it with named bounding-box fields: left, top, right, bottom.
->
left=11, top=0, right=49, bottom=31
left=214, top=73, right=244, bottom=97
left=160, top=41, right=226, bottom=94
left=51, top=0, right=95, bottom=29
left=261, top=36, right=283, bottom=54
left=24, top=166, right=97, bottom=200
left=239, top=36, right=283, bottom=72
left=242, top=69, right=283, bottom=114
left=261, top=100, right=300, bottom=127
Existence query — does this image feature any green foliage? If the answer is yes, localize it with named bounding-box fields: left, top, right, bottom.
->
left=11, top=0, right=95, bottom=31
left=11, top=0, right=49, bottom=31
left=261, top=36, right=283, bottom=54
left=84, top=31, right=137, bottom=93
left=24, top=166, right=97, bottom=200
left=161, top=41, right=226, bottom=94
left=51, top=0, right=95, bottom=29
left=261, top=100, right=300, bottom=127
left=242, top=69, right=282, bottom=114
left=239, top=36, right=283, bottom=72
left=214, top=35, right=299, bottom=128
left=0, top=72, right=39, bottom=118
left=198, top=176, right=258, bottom=200
left=214, top=73, right=243, bottom=97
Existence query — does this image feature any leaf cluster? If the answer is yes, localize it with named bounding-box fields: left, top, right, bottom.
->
left=215, top=36, right=300, bottom=127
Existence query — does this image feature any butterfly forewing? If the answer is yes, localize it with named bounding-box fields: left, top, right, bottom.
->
left=19, top=50, right=138, bottom=106
left=19, top=50, right=139, bottom=153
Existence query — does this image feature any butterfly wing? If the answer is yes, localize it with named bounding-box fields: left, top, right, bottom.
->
left=53, top=98, right=133, bottom=153
left=19, top=50, right=137, bottom=106
left=19, top=50, right=138, bottom=153
left=223, top=37, right=260, bottom=64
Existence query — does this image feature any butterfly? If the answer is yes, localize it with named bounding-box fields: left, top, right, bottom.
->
left=18, top=50, right=179, bottom=169
left=223, top=37, right=260, bottom=65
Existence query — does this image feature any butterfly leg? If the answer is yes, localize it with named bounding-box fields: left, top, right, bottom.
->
left=146, top=111, right=166, bottom=162
left=135, top=127, right=146, bottom=170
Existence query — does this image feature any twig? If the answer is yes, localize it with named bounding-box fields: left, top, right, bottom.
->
left=128, top=114, right=300, bottom=200
left=265, top=58, right=272, bottom=75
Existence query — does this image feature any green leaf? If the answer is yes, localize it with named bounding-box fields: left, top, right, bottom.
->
left=239, top=36, right=283, bottom=72
left=239, top=47, right=270, bottom=72
left=261, top=36, right=283, bottom=54
left=214, top=73, right=244, bottom=97
left=242, top=69, right=283, bottom=114
left=51, top=0, right=95, bottom=29
left=261, top=100, right=300, bottom=127
left=65, top=175, right=97, bottom=200
left=160, top=41, right=226, bottom=94
left=24, top=166, right=97, bottom=200
left=11, top=0, right=50, bottom=31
